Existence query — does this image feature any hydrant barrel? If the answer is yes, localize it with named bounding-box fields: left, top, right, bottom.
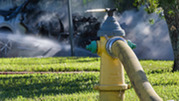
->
left=95, top=37, right=128, bottom=101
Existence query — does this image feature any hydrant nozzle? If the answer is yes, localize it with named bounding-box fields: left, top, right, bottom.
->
left=127, top=40, right=136, bottom=49
left=86, top=41, right=97, bottom=53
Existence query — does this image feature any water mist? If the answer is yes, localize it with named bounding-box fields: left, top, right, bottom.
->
left=118, top=7, right=173, bottom=60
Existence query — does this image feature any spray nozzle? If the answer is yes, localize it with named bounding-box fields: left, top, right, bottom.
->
left=105, top=8, right=118, bottom=16
left=85, top=8, right=118, bottom=16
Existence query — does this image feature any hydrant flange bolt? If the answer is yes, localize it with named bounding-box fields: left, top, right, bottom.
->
left=106, top=36, right=126, bottom=58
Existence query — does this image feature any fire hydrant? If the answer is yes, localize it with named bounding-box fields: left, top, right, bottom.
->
left=86, top=8, right=132, bottom=101
left=86, top=8, right=162, bottom=101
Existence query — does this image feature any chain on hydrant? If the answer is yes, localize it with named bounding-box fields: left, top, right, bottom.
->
left=86, top=8, right=162, bottom=101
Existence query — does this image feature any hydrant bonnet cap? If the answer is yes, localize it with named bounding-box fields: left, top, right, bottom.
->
left=97, top=16, right=125, bottom=37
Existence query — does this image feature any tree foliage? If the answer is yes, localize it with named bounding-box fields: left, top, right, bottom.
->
left=114, top=0, right=135, bottom=12
left=132, top=0, right=179, bottom=16
left=133, top=0, right=159, bottom=13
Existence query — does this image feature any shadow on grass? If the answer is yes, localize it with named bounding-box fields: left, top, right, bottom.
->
left=0, top=73, right=99, bottom=100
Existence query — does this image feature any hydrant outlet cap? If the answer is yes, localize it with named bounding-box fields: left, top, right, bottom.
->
left=127, top=40, right=136, bottom=49
left=86, top=41, right=97, bottom=53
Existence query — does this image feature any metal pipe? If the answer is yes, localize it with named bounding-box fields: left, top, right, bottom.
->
left=67, top=0, right=74, bottom=56
left=108, top=39, right=162, bottom=101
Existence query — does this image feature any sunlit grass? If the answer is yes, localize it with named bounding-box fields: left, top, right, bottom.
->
left=0, top=57, right=173, bottom=74
left=0, top=57, right=177, bottom=101
left=0, top=57, right=100, bottom=72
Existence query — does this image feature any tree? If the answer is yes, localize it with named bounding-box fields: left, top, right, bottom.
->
left=115, top=0, right=179, bottom=72
left=159, top=0, right=179, bottom=72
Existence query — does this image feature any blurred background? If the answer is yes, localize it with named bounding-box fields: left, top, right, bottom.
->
left=0, top=0, right=173, bottom=60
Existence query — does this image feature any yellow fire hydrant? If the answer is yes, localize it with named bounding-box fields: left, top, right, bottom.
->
left=95, top=36, right=128, bottom=101
left=86, top=8, right=130, bottom=101
left=86, top=8, right=162, bottom=101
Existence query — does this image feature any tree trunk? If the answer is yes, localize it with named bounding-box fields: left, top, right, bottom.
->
left=173, top=53, right=179, bottom=71
left=169, top=28, right=179, bottom=72
left=164, top=9, right=179, bottom=72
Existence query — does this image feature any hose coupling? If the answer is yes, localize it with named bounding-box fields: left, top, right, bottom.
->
left=106, top=36, right=127, bottom=58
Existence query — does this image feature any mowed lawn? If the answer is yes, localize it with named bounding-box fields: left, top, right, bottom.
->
left=0, top=57, right=178, bottom=101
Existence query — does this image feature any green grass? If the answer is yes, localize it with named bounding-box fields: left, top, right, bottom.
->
left=0, top=73, right=99, bottom=101
left=0, top=57, right=173, bottom=74
left=0, top=57, right=178, bottom=101
left=0, top=72, right=178, bottom=101
left=140, top=60, right=173, bottom=74
left=0, top=57, right=100, bottom=72
left=5, top=92, right=99, bottom=101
